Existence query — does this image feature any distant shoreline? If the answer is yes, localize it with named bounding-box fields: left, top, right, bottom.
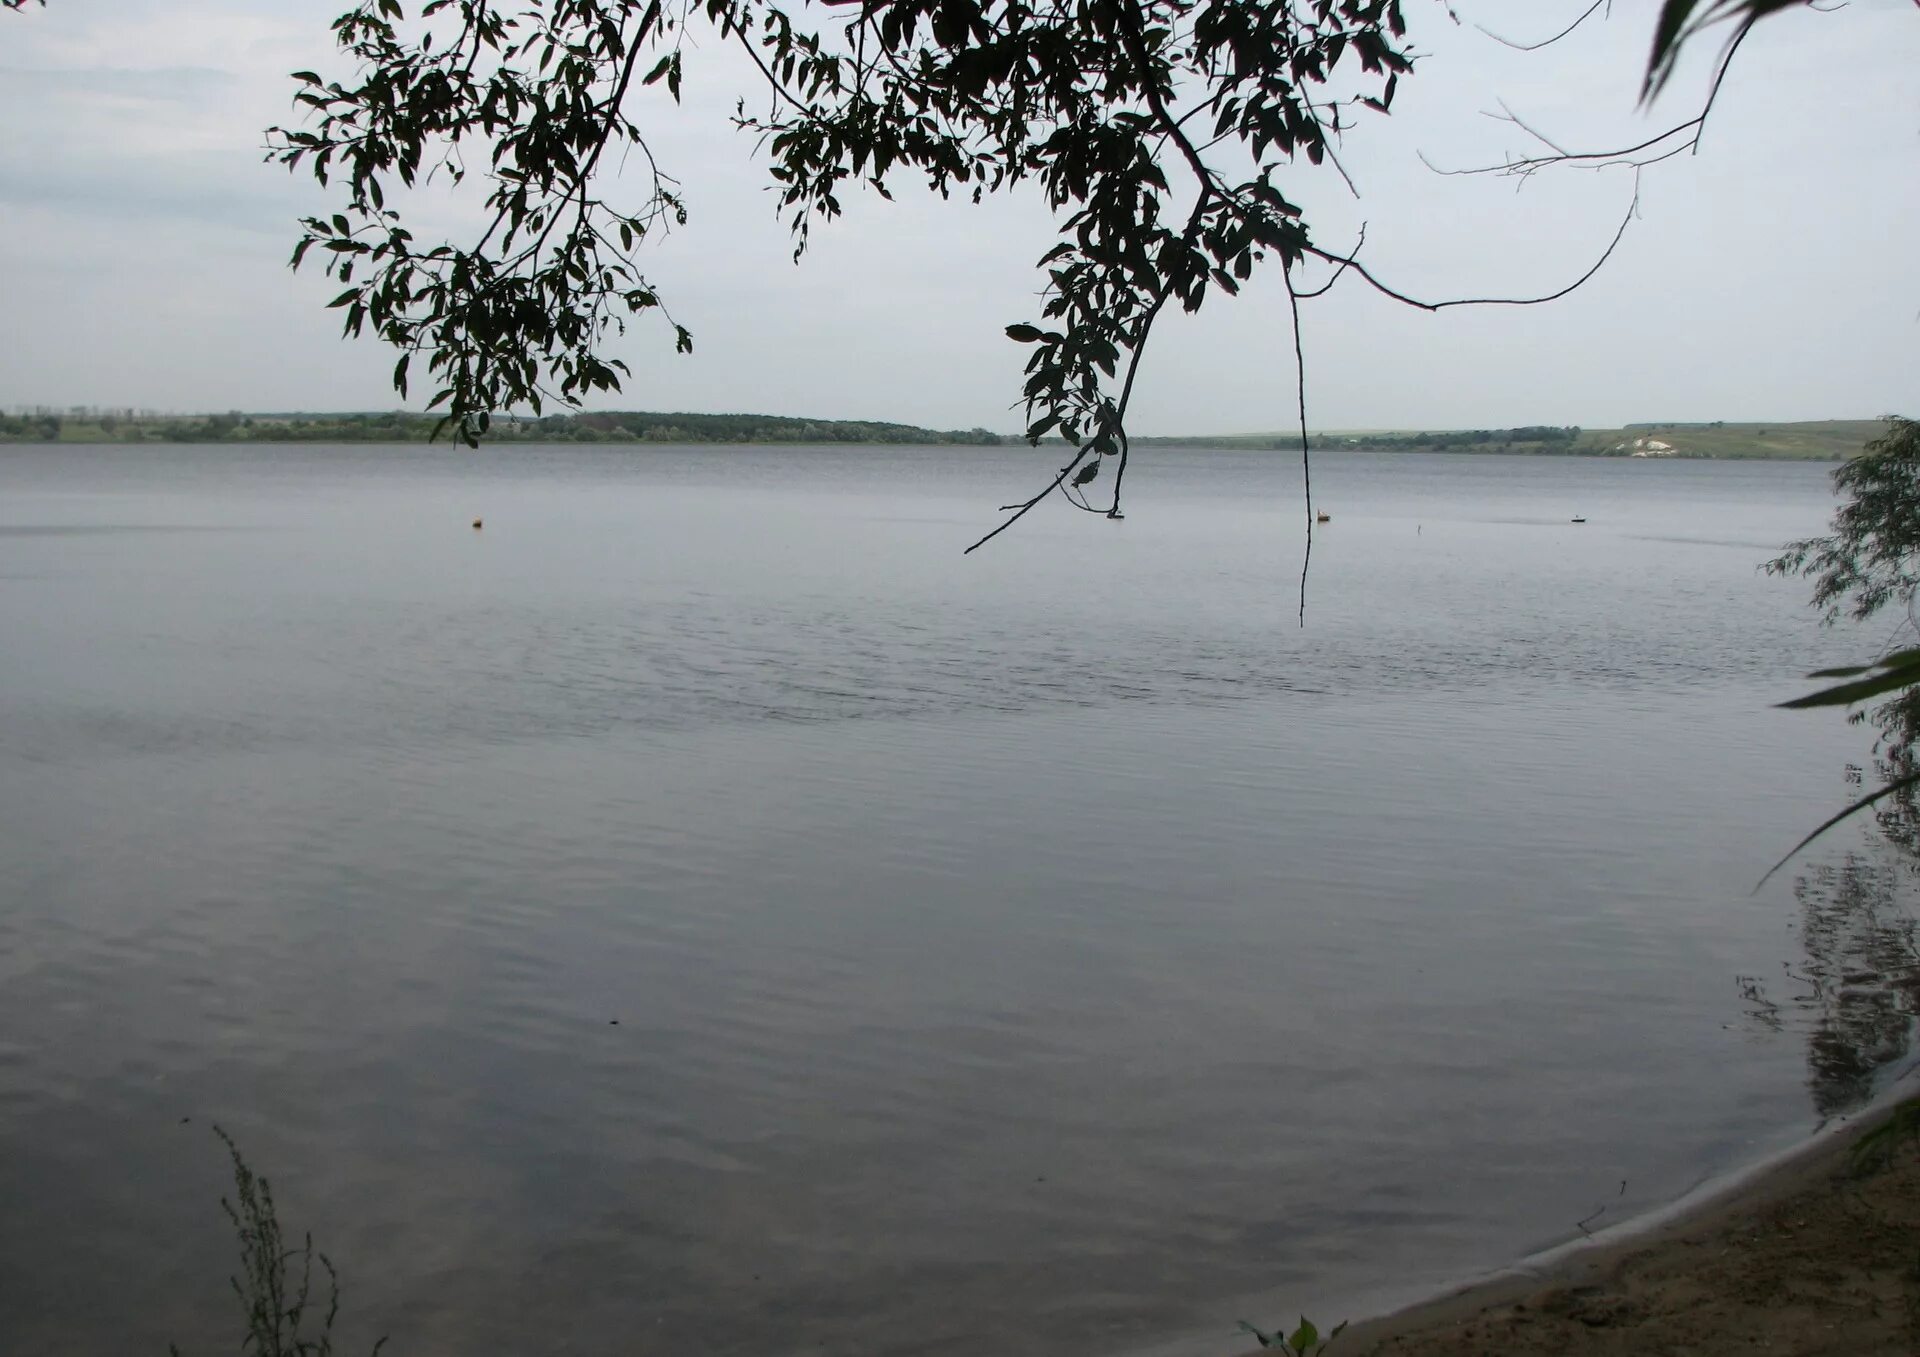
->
left=1134, top=417, right=1884, bottom=461
left=0, top=413, right=1884, bottom=460
left=0, top=409, right=1006, bottom=448
left=1322, top=1083, right=1920, bottom=1357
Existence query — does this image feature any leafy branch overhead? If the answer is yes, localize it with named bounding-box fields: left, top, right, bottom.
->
left=249, top=0, right=1848, bottom=520
left=1, top=0, right=1855, bottom=513
left=243, top=0, right=1845, bottom=522
left=263, top=0, right=1412, bottom=477
left=266, top=0, right=697, bottom=448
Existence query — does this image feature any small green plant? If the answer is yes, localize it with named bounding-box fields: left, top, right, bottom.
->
left=169, top=1125, right=385, bottom=1357
left=1237, top=1315, right=1347, bottom=1354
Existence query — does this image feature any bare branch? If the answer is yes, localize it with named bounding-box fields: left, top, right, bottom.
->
left=1302, top=181, right=1639, bottom=311
left=1284, top=264, right=1313, bottom=627
left=1475, top=0, right=1609, bottom=52
left=1292, top=223, right=1366, bottom=300
left=1429, top=12, right=1759, bottom=187
left=967, top=449, right=1096, bottom=553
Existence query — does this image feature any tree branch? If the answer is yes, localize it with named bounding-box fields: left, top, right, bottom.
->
left=1302, top=182, right=1638, bottom=311
left=1475, top=0, right=1609, bottom=52
left=1285, top=263, right=1313, bottom=627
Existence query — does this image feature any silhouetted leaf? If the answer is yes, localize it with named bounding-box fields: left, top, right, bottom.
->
left=1782, top=651, right=1920, bottom=710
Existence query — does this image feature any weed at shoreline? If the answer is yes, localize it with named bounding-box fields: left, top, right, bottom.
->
left=168, top=1126, right=385, bottom=1357
left=1238, top=1315, right=1347, bottom=1354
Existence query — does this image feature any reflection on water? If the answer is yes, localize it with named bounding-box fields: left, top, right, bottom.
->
left=1756, top=683, right=1920, bottom=1116
left=1860, top=694, right=1920, bottom=861
left=1777, top=852, right=1920, bottom=1115
left=1762, top=684, right=1920, bottom=1115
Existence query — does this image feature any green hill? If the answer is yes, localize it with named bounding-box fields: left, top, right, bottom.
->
left=1594, top=419, right=1889, bottom=460
left=1138, top=418, right=1893, bottom=460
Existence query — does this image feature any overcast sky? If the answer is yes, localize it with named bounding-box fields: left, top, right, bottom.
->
left=2, top=0, right=1915, bottom=434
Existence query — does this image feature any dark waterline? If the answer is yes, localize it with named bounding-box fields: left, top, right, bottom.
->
left=0, top=443, right=1906, bottom=1356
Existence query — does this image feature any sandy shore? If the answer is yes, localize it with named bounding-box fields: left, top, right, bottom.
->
left=1310, top=1092, right=1920, bottom=1356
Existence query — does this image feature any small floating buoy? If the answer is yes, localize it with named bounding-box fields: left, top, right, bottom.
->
left=472, top=519, right=483, bottom=529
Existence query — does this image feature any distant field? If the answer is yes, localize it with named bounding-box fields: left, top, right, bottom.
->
left=1587, top=419, right=1888, bottom=460
left=1138, top=418, right=1892, bottom=460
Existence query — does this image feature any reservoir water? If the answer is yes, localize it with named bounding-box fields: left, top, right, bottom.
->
left=1, top=442, right=1910, bottom=1355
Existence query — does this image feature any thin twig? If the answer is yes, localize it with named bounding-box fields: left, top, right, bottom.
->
left=1302, top=181, right=1638, bottom=311
left=967, top=449, right=1095, bottom=553
left=1293, top=223, right=1366, bottom=300
left=1475, top=0, right=1608, bottom=52
left=1285, top=263, right=1312, bottom=627
left=1427, top=14, right=1756, bottom=182
left=1488, top=99, right=1572, bottom=157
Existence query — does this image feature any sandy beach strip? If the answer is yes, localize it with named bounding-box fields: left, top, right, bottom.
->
left=1311, top=1089, right=1920, bottom=1356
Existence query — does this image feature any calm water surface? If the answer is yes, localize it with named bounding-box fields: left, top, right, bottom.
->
left=1, top=443, right=1910, bottom=1355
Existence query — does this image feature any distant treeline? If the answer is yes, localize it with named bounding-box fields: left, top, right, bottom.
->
left=1131, top=419, right=1886, bottom=460
left=557, top=411, right=1003, bottom=444
left=2, top=410, right=1885, bottom=460
left=1131, top=425, right=1586, bottom=453
left=0, top=409, right=1006, bottom=446
left=1325, top=426, right=1584, bottom=452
